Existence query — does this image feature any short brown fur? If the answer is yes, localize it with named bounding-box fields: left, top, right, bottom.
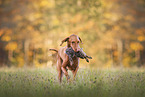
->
left=52, top=34, right=82, bottom=83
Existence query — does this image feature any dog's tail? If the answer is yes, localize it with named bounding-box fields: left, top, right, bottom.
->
left=49, top=49, right=58, bottom=53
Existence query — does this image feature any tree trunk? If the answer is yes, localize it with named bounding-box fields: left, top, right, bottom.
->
left=77, top=0, right=82, bottom=6
left=32, top=45, right=36, bottom=67
left=117, top=40, right=123, bottom=68
left=135, top=50, right=141, bottom=66
left=24, top=40, right=29, bottom=67
left=7, top=50, right=13, bottom=67
left=109, top=45, right=114, bottom=67
left=8, top=50, right=13, bottom=61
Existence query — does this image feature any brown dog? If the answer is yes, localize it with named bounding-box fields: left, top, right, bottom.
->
left=50, top=34, right=82, bottom=83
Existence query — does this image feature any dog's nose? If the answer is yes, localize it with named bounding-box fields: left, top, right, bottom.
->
left=75, top=49, right=79, bottom=52
left=76, top=48, right=81, bottom=52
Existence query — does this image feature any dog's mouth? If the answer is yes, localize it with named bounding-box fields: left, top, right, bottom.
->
left=72, top=48, right=81, bottom=52
left=74, top=49, right=78, bottom=52
left=71, top=48, right=77, bottom=52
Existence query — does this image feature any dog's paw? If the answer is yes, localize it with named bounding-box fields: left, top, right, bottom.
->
left=86, top=56, right=92, bottom=59
left=85, top=58, right=89, bottom=63
left=67, top=75, right=70, bottom=80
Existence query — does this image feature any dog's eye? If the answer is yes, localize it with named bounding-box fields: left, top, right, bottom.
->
left=72, top=42, right=75, bottom=44
left=77, top=41, right=79, bottom=43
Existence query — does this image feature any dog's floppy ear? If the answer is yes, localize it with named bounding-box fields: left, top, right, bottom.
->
left=79, top=37, right=83, bottom=44
left=60, top=37, right=69, bottom=46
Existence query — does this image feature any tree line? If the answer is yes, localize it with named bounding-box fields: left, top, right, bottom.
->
left=0, top=0, right=145, bottom=68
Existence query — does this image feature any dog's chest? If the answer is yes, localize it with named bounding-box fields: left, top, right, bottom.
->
left=72, top=56, right=79, bottom=65
left=68, top=56, right=79, bottom=70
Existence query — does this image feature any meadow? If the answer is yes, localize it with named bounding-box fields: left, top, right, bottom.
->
left=0, top=67, right=145, bottom=97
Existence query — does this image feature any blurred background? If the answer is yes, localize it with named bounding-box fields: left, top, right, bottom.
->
left=0, top=0, right=145, bottom=68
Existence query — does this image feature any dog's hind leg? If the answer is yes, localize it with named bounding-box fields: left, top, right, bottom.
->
left=57, top=55, right=63, bottom=83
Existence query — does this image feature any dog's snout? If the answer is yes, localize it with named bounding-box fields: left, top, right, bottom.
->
left=74, top=49, right=79, bottom=52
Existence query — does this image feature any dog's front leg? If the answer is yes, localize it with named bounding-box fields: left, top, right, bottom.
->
left=72, top=66, right=79, bottom=81
left=61, top=60, right=70, bottom=82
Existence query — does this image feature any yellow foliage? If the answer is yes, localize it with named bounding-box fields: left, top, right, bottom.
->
left=5, top=29, right=12, bottom=35
left=63, top=13, right=70, bottom=19
left=101, top=0, right=112, bottom=8
left=1, top=35, right=11, bottom=41
left=113, top=51, right=118, bottom=57
left=123, top=57, right=131, bottom=67
left=1, top=28, right=12, bottom=41
left=137, top=36, right=145, bottom=41
left=70, top=14, right=82, bottom=24
left=40, top=0, right=49, bottom=7
left=52, top=16, right=60, bottom=25
left=104, top=60, right=112, bottom=68
left=104, top=13, right=119, bottom=21
left=125, top=15, right=135, bottom=21
left=84, top=21, right=94, bottom=30
left=17, top=57, right=24, bottom=67
left=5, top=42, right=18, bottom=51
left=102, top=32, right=115, bottom=45
left=130, top=42, right=144, bottom=51
left=34, top=19, right=44, bottom=25
left=73, top=26, right=84, bottom=32
left=53, top=19, right=59, bottom=25
left=34, top=13, right=42, bottom=18
left=27, top=26, right=34, bottom=31
left=0, top=29, right=4, bottom=36
left=136, top=28, right=144, bottom=35
left=40, top=0, right=54, bottom=8
left=34, top=60, right=44, bottom=68
left=13, top=15, right=22, bottom=21
left=28, top=51, right=33, bottom=56
left=113, top=25, right=120, bottom=31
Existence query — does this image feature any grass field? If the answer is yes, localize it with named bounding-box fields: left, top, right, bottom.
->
left=0, top=67, right=145, bottom=97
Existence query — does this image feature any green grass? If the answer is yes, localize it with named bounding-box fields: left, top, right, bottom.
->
left=0, top=67, right=145, bottom=97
